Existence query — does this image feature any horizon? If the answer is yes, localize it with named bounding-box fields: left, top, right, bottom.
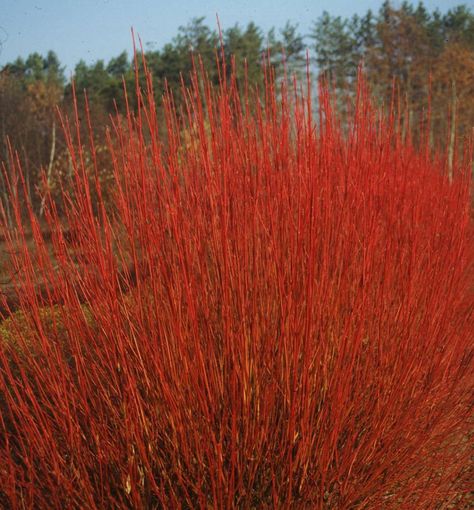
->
left=0, top=0, right=468, bottom=75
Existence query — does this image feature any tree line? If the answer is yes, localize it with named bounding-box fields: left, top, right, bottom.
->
left=0, top=1, right=472, bottom=219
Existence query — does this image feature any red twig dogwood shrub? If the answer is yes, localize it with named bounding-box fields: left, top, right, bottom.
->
left=0, top=51, right=473, bottom=509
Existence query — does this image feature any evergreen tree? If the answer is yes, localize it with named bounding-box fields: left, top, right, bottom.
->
left=225, top=22, right=264, bottom=86
left=310, top=12, right=356, bottom=88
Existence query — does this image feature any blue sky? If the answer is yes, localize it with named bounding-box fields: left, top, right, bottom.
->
left=0, top=0, right=467, bottom=74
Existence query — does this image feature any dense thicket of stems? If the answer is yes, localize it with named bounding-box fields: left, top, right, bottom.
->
left=0, top=53, right=472, bottom=509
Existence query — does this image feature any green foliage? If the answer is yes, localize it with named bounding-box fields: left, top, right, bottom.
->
left=268, top=21, right=306, bottom=78
left=311, top=11, right=356, bottom=86
left=225, top=22, right=264, bottom=85
left=4, top=50, right=65, bottom=89
left=106, top=50, right=130, bottom=78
